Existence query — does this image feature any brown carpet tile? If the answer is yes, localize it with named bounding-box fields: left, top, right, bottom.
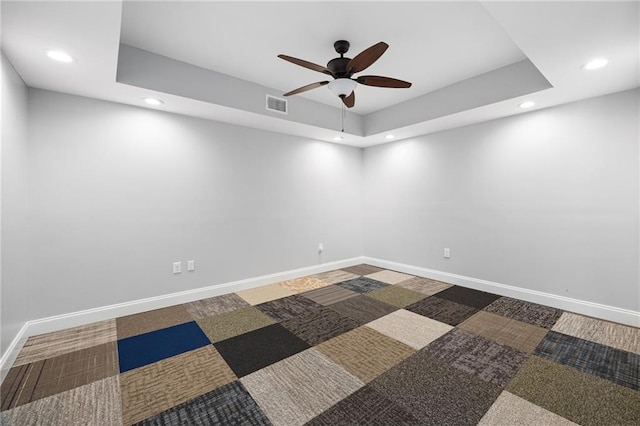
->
left=328, top=295, right=397, bottom=325
left=1, top=376, right=122, bottom=426
left=316, top=326, right=415, bottom=383
left=299, top=285, right=358, bottom=306
left=196, top=306, right=276, bottom=343
left=116, top=305, right=193, bottom=339
left=340, top=264, right=384, bottom=276
left=1, top=266, right=638, bottom=426
left=484, top=296, right=563, bottom=328
left=366, top=285, right=427, bottom=308
left=183, top=293, right=249, bottom=320
left=13, top=320, right=116, bottom=366
left=120, top=345, right=236, bottom=425
left=312, top=270, right=359, bottom=285
left=1, top=342, right=118, bottom=410
left=395, top=276, right=452, bottom=295
left=507, top=356, right=640, bottom=426
left=458, top=311, right=549, bottom=353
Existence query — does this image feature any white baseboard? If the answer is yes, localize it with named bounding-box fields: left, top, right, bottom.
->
left=0, top=256, right=365, bottom=381
left=363, top=257, right=640, bottom=328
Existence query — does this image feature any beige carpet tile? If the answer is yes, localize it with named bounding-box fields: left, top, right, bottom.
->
left=278, top=276, right=329, bottom=293
left=365, top=270, right=414, bottom=285
left=196, top=307, right=276, bottom=343
left=13, top=320, right=116, bottom=367
left=478, top=391, right=578, bottom=426
left=1, top=342, right=118, bottom=410
left=312, top=270, right=360, bottom=285
left=395, top=277, right=452, bottom=295
left=366, top=285, right=427, bottom=308
left=459, top=311, right=549, bottom=354
left=183, top=293, right=249, bottom=320
left=300, top=284, right=359, bottom=306
left=316, top=326, right=415, bottom=383
left=235, top=283, right=295, bottom=305
left=120, top=345, right=236, bottom=425
left=240, top=348, right=363, bottom=426
left=551, top=312, right=640, bottom=354
left=366, top=309, right=453, bottom=350
left=340, top=264, right=384, bottom=276
left=484, top=297, right=563, bottom=329
left=0, top=376, right=122, bottom=426
left=116, top=305, right=193, bottom=339
left=507, top=356, right=640, bottom=426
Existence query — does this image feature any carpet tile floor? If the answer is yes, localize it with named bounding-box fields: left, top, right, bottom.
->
left=1, top=264, right=639, bottom=425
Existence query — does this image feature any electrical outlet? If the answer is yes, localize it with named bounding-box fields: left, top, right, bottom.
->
left=318, top=243, right=324, bottom=253
left=187, top=260, right=195, bottom=271
left=173, top=261, right=182, bottom=274
left=443, top=248, right=451, bottom=259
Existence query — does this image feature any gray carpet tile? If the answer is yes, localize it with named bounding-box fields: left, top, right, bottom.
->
left=534, top=331, right=640, bottom=391
left=136, top=381, right=271, bottom=426
left=306, top=385, right=420, bottom=425
left=424, top=328, right=528, bottom=387
left=340, top=264, right=384, bottom=276
left=370, top=351, right=502, bottom=425
left=299, top=285, right=359, bottom=306
left=406, top=296, right=477, bottom=326
left=337, top=277, right=389, bottom=294
left=280, top=306, right=360, bottom=346
left=484, top=297, right=563, bottom=329
left=255, top=295, right=320, bottom=322
left=328, top=296, right=398, bottom=325
left=184, top=294, right=250, bottom=320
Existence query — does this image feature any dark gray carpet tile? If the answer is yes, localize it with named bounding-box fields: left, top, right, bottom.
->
left=214, top=324, right=310, bottom=378
left=434, top=286, right=502, bottom=310
left=306, top=385, right=420, bottom=426
left=423, top=328, right=528, bottom=387
left=136, top=381, right=271, bottom=426
left=534, top=331, right=640, bottom=391
left=484, top=297, right=563, bottom=328
left=255, top=295, right=320, bottom=322
left=281, top=306, right=360, bottom=346
left=328, top=296, right=398, bottom=325
left=370, top=351, right=501, bottom=425
left=337, top=277, right=390, bottom=294
left=340, top=264, right=384, bottom=276
left=405, top=296, right=477, bottom=326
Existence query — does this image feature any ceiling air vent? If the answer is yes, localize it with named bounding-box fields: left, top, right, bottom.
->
left=266, top=95, right=287, bottom=114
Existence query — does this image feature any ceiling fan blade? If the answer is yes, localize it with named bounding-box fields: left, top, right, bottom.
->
left=342, top=91, right=355, bottom=108
left=356, top=75, right=412, bottom=88
left=347, top=42, right=389, bottom=74
left=278, top=54, right=333, bottom=76
left=283, top=81, right=329, bottom=96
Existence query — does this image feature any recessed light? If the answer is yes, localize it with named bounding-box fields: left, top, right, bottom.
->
left=333, top=135, right=344, bottom=141
left=143, top=97, right=164, bottom=106
left=45, top=49, right=76, bottom=63
left=582, top=58, right=608, bottom=70
left=385, top=134, right=395, bottom=140
left=518, top=101, right=535, bottom=109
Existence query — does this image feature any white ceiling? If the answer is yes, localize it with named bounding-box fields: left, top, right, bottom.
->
left=1, top=1, right=638, bottom=147
left=120, top=1, right=526, bottom=114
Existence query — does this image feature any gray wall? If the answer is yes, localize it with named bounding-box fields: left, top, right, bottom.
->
left=27, top=89, right=363, bottom=319
left=1, top=52, right=30, bottom=354
left=363, top=89, right=639, bottom=311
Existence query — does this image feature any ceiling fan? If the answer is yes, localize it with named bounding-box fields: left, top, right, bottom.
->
left=278, top=40, right=412, bottom=108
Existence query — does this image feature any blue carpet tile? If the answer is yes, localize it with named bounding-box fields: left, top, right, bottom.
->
left=118, top=322, right=211, bottom=372
left=337, top=277, right=389, bottom=294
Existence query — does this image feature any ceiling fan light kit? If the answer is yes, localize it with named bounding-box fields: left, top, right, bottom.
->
left=278, top=40, right=412, bottom=109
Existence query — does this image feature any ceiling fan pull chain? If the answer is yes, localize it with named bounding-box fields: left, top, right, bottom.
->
left=341, top=102, right=345, bottom=133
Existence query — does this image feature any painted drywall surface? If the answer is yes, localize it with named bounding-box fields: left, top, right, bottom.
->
left=1, top=52, right=30, bottom=354
left=27, top=89, right=362, bottom=318
left=363, top=89, right=639, bottom=311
